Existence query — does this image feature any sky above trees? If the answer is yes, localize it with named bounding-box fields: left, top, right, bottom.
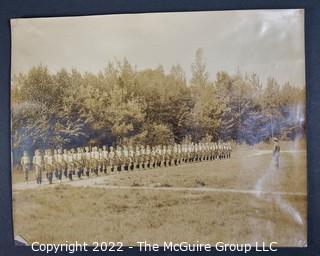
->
left=11, top=9, right=305, bottom=87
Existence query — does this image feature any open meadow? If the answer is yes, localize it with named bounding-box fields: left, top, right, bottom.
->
left=12, top=142, right=307, bottom=246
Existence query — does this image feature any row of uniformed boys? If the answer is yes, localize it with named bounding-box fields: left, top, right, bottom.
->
left=20, top=142, right=232, bottom=184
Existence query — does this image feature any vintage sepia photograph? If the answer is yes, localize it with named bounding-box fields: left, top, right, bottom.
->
left=11, top=10, right=306, bottom=247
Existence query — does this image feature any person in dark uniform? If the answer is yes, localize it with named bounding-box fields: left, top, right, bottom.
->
left=272, top=138, right=280, bottom=169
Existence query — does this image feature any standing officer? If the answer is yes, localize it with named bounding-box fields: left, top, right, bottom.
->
left=273, top=138, right=280, bottom=169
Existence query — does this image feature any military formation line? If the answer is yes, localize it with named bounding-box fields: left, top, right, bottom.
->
left=20, top=142, right=232, bottom=184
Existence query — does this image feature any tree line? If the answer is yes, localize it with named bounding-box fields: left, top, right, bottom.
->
left=11, top=49, right=305, bottom=162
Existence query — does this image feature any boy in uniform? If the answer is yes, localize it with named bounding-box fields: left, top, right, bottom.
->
left=67, top=149, right=74, bottom=181
left=140, top=145, right=146, bottom=169
left=206, top=143, right=210, bottom=160
left=33, top=149, right=43, bottom=184
left=156, top=145, right=162, bottom=167
left=102, top=146, right=108, bottom=174
left=109, top=146, right=115, bottom=172
left=21, top=150, right=31, bottom=183
left=53, top=149, right=59, bottom=179
left=145, top=145, right=151, bottom=169
left=84, top=147, right=91, bottom=177
left=177, top=144, right=182, bottom=164
left=75, top=147, right=83, bottom=178
left=97, top=147, right=103, bottom=173
left=167, top=145, right=173, bottom=166
left=71, top=148, right=77, bottom=175
left=223, top=143, right=228, bottom=159
left=150, top=146, right=156, bottom=169
left=63, top=149, right=69, bottom=178
left=173, top=144, right=178, bottom=165
left=122, top=146, right=129, bottom=171
left=134, top=145, right=140, bottom=170
left=209, top=142, right=214, bottom=160
left=55, top=148, right=64, bottom=181
left=92, top=147, right=100, bottom=175
left=227, top=142, right=232, bottom=158
left=128, top=145, right=135, bottom=171
left=162, top=145, right=168, bottom=167
left=115, top=146, right=122, bottom=172
left=45, top=149, right=54, bottom=184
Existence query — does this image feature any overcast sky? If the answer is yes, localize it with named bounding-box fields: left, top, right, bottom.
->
left=11, top=9, right=305, bottom=87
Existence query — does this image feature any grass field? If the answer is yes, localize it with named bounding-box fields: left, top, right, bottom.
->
left=12, top=142, right=307, bottom=246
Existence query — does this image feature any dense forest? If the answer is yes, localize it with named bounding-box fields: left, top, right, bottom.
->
left=11, top=49, right=305, bottom=161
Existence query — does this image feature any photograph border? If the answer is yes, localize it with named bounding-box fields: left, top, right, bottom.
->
left=1, top=0, right=319, bottom=255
